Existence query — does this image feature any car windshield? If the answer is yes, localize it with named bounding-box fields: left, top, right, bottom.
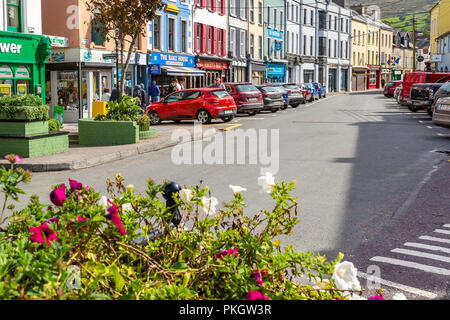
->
left=210, top=90, right=230, bottom=98
left=274, top=87, right=287, bottom=93
left=235, top=84, right=259, bottom=92
left=284, top=85, right=299, bottom=90
left=259, top=86, right=279, bottom=93
left=386, top=82, right=396, bottom=86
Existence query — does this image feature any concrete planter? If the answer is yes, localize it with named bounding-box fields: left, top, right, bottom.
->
left=139, top=128, right=158, bottom=140
left=0, top=120, right=49, bottom=137
left=0, top=131, right=69, bottom=158
left=78, top=119, right=139, bottom=146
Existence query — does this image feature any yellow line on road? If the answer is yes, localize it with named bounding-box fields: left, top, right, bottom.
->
left=208, top=123, right=243, bottom=131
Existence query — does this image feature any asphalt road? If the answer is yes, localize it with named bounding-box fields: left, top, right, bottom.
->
left=14, top=92, right=450, bottom=300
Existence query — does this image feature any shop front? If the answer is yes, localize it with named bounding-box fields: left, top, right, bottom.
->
left=381, top=67, right=392, bottom=87
left=149, top=52, right=203, bottom=94
left=196, top=57, right=230, bottom=87
left=352, top=67, right=367, bottom=92
left=266, top=62, right=286, bottom=83
left=367, top=65, right=381, bottom=89
left=0, top=31, right=51, bottom=101
left=248, top=60, right=266, bottom=85
left=340, top=68, right=349, bottom=92
left=46, top=48, right=115, bottom=121
left=230, top=59, right=248, bottom=83
left=392, top=69, right=403, bottom=81
left=328, top=66, right=337, bottom=92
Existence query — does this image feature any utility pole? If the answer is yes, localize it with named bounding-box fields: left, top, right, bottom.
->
left=413, top=13, right=416, bottom=71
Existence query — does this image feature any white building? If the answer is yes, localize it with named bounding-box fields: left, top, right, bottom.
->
left=286, top=0, right=301, bottom=83
left=0, top=0, right=42, bottom=34
left=299, top=0, right=317, bottom=83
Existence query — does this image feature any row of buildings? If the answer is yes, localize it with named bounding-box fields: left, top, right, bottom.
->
left=430, top=0, right=450, bottom=72
left=0, top=0, right=420, bottom=120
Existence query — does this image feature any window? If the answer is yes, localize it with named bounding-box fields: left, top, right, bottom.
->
left=328, top=39, right=331, bottom=56
left=310, top=10, right=313, bottom=26
left=267, top=6, right=271, bottom=27
left=334, top=16, right=337, bottom=30
left=268, top=38, right=271, bottom=56
left=208, top=26, right=213, bottom=54
left=358, top=31, right=361, bottom=45
left=218, top=0, right=225, bottom=15
left=230, top=28, right=236, bottom=56
left=218, top=29, right=223, bottom=56
left=303, top=35, right=307, bottom=55
left=334, top=40, right=337, bottom=57
left=258, top=2, right=262, bottom=24
left=168, top=17, right=175, bottom=51
left=318, top=37, right=327, bottom=56
left=231, top=0, right=236, bottom=16
left=181, top=20, right=187, bottom=53
left=195, top=23, right=202, bottom=53
left=319, top=11, right=327, bottom=30
left=340, top=41, right=343, bottom=58
left=240, top=30, right=245, bottom=57
left=304, top=9, right=307, bottom=25
left=274, top=9, right=277, bottom=29
left=250, top=34, right=255, bottom=58
left=328, top=14, right=332, bottom=29
left=310, top=36, right=313, bottom=56
left=286, top=31, right=289, bottom=52
left=280, top=11, right=283, bottom=31
left=258, top=35, right=263, bottom=59
left=153, top=16, right=161, bottom=50
left=240, top=0, right=246, bottom=19
left=91, top=19, right=105, bottom=46
left=7, top=0, right=21, bottom=32
left=287, top=2, right=290, bottom=21
left=250, top=0, right=255, bottom=23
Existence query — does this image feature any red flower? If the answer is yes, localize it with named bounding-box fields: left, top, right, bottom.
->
left=215, top=249, right=239, bottom=260
left=245, top=290, right=271, bottom=300
left=50, top=185, right=67, bottom=207
left=368, top=296, right=384, bottom=300
left=69, top=178, right=83, bottom=191
left=77, top=216, right=89, bottom=230
left=29, top=223, right=59, bottom=246
left=251, top=269, right=264, bottom=287
left=106, top=203, right=126, bottom=235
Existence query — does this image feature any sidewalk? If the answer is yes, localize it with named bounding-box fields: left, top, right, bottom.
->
left=0, top=123, right=215, bottom=172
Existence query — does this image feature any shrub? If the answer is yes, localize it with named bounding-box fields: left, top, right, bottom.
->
left=0, top=95, right=49, bottom=121
left=137, top=114, right=150, bottom=131
left=95, top=95, right=143, bottom=122
left=48, top=119, right=61, bottom=132
left=0, top=158, right=371, bottom=300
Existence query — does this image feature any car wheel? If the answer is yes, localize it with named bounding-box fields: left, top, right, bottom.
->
left=302, top=99, right=306, bottom=104
left=271, top=108, right=278, bottom=113
left=248, top=111, right=257, bottom=116
left=173, top=120, right=182, bottom=123
left=291, top=104, right=299, bottom=108
left=427, top=107, right=433, bottom=117
left=148, top=111, right=161, bottom=125
left=196, top=109, right=212, bottom=124
left=222, top=116, right=234, bottom=123
left=410, top=105, right=419, bottom=112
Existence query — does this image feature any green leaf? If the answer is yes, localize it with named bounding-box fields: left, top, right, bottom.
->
left=110, top=265, right=125, bottom=292
left=171, top=262, right=189, bottom=270
left=92, top=215, right=106, bottom=222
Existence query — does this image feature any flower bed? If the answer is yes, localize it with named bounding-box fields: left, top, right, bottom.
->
left=0, top=156, right=398, bottom=300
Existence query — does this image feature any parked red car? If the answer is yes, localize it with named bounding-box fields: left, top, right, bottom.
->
left=224, top=83, right=264, bottom=116
left=298, top=83, right=313, bottom=102
left=146, top=88, right=237, bottom=125
left=383, top=81, right=402, bottom=98
left=400, top=72, right=450, bottom=106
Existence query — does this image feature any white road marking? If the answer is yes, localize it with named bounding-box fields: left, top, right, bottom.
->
left=391, top=248, right=450, bottom=263
left=443, top=224, right=450, bottom=229
left=434, top=229, right=450, bottom=235
left=357, top=271, right=438, bottom=299
left=370, top=256, right=450, bottom=276
left=419, top=236, right=450, bottom=244
left=404, top=242, right=450, bottom=254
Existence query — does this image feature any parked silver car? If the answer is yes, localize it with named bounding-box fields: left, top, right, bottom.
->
left=433, top=97, right=450, bottom=128
left=394, top=84, right=403, bottom=104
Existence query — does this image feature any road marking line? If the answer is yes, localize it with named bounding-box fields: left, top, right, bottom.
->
left=370, top=256, right=450, bottom=276
left=434, top=229, right=450, bottom=235
left=419, top=236, right=450, bottom=244
left=391, top=248, right=450, bottom=263
left=443, top=224, right=450, bottom=229
left=357, top=271, right=438, bottom=299
left=404, top=242, right=450, bottom=254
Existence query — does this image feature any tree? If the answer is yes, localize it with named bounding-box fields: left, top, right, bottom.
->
left=86, top=0, right=165, bottom=98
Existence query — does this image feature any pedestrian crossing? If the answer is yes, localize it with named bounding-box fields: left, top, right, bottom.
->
left=362, top=223, right=450, bottom=298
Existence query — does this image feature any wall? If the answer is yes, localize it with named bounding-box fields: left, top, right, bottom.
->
left=351, top=16, right=367, bottom=68
left=0, top=0, right=42, bottom=34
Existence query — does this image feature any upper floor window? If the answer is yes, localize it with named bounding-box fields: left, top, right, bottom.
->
left=7, top=0, right=21, bottom=32
left=258, top=2, right=262, bottom=24
left=153, top=16, right=161, bottom=50
left=91, top=19, right=106, bottom=46
left=250, top=0, right=255, bottom=23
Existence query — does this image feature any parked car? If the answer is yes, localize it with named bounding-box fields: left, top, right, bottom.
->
left=224, top=83, right=263, bottom=116
left=255, top=85, right=284, bottom=113
left=408, top=82, right=445, bottom=114
left=395, top=83, right=403, bottom=104
left=298, top=83, right=313, bottom=102
left=273, top=83, right=305, bottom=107
left=304, top=83, right=318, bottom=101
left=431, top=80, right=450, bottom=112
left=383, top=81, right=402, bottom=98
left=400, top=71, right=450, bottom=106
left=432, top=97, right=450, bottom=128
left=145, top=88, right=237, bottom=125
left=312, top=82, right=326, bottom=98
left=271, top=85, right=289, bottom=109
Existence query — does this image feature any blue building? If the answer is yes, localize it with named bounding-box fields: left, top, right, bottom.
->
left=148, top=1, right=204, bottom=91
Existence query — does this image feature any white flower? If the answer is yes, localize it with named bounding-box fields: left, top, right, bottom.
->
left=201, top=196, right=218, bottom=216
left=258, top=172, right=276, bottom=194
left=392, top=293, right=407, bottom=300
left=122, top=203, right=133, bottom=212
left=314, top=278, right=330, bottom=290
left=229, top=185, right=247, bottom=195
left=332, top=261, right=361, bottom=291
left=179, top=188, right=194, bottom=205
left=98, top=196, right=110, bottom=208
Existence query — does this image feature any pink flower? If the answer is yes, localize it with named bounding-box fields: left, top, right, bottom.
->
left=106, top=202, right=126, bottom=235
left=50, top=185, right=67, bottom=207
left=215, top=249, right=239, bottom=260
left=251, top=269, right=264, bottom=287
left=77, top=216, right=89, bottom=230
left=29, top=223, right=59, bottom=246
left=4, top=154, right=23, bottom=164
left=245, top=290, right=271, bottom=300
left=368, top=296, right=384, bottom=300
left=68, top=178, right=83, bottom=191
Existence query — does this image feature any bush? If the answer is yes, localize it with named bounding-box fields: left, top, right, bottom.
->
left=0, top=157, right=374, bottom=300
left=137, top=114, right=150, bottom=131
left=95, top=95, right=143, bottom=123
left=48, top=119, right=61, bottom=132
left=0, top=95, right=49, bottom=121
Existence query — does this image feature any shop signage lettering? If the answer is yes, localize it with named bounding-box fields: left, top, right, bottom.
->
left=151, top=53, right=195, bottom=67
left=0, top=42, right=23, bottom=54
left=149, top=64, right=161, bottom=75
left=197, top=60, right=228, bottom=70
left=268, top=28, right=283, bottom=39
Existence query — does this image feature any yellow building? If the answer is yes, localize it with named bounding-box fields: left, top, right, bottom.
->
left=351, top=11, right=368, bottom=91
left=379, top=24, right=394, bottom=85
left=247, top=0, right=266, bottom=84
left=430, top=1, right=441, bottom=57
left=430, top=0, right=450, bottom=70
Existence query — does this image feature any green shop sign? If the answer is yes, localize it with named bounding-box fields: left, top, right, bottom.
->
left=0, top=31, right=51, bottom=64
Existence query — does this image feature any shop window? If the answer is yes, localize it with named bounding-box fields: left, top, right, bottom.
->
left=7, top=0, right=21, bottom=32
left=181, top=20, right=187, bottom=53
left=168, top=17, right=175, bottom=51
left=153, top=16, right=161, bottom=50
left=91, top=19, right=106, bottom=46
left=56, top=71, right=80, bottom=111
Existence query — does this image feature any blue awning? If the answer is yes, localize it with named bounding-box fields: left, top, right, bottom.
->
left=161, top=66, right=205, bottom=76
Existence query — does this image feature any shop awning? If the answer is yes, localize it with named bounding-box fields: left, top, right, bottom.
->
left=161, top=66, right=205, bottom=76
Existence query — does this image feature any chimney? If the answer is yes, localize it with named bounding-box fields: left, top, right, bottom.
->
left=350, top=3, right=365, bottom=15
left=334, top=0, right=347, bottom=8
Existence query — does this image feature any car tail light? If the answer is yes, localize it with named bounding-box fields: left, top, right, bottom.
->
left=262, top=93, right=269, bottom=98
left=286, top=89, right=292, bottom=94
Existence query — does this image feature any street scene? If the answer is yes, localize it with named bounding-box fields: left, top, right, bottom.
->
left=0, top=0, right=449, bottom=305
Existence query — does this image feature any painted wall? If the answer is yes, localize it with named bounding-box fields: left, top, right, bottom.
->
left=0, top=0, right=42, bottom=34
left=247, top=0, right=264, bottom=61
left=351, top=16, right=368, bottom=68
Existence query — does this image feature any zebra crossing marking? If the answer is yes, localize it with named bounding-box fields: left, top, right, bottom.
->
left=434, top=229, right=450, bottom=235
left=419, top=235, right=450, bottom=244
left=390, top=248, right=450, bottom=263
left=404, top=242, right=450, bottom=254
left=370, top=256, right=450, bottom=276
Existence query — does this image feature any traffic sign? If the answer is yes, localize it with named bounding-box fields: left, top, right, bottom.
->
left=417, top=56, right=424, bottom=63
left=103, top=53, right=117, bottom=60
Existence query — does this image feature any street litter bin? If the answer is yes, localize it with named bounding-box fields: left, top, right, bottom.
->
left=92, top=101, right=108, bottom=118
left=53, top=106, right=64, bottom=126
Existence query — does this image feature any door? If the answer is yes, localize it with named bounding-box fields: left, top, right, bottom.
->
left=181, top=90, right=203, bottom=117
left=159, top=91, right=184, bottom=120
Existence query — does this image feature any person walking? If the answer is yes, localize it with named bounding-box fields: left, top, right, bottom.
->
left=138, top=83, right=147, bottom=109
left=110, top=86, right=119, bottom=102
left=208, top=77, right=226, bottom=89
left=101, top=87, right=111, bottom=101
left=175, top=78, right=182, bottom=91
left=149, top=80, right=161, bottom=103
